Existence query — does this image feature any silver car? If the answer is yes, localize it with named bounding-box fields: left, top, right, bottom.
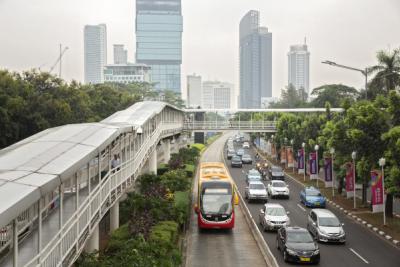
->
left=245, top=181, right=268, bottom=202
left=307, top=209, right=346, bottom=243
left=259, top=203, right=290, bottom=231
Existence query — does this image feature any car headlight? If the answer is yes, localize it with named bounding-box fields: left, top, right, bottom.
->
left=318, top=229, right=328, bottom=236
left=286, top=248, right=297, bottom=255
left=339, top=229, right=345, bottom=235
left=312, top=249, right=320, bottom=255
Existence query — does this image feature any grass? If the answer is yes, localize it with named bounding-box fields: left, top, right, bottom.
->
left=257, top=148, right=400, bottom=240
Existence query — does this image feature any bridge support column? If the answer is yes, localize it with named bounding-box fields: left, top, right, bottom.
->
left=85, top=224, right=99, bottom=252
left=149, top=149, right=157, bottom=175
left=110, top=201, right=119, bottom=232
left=163, top=140, right=171, bottom=164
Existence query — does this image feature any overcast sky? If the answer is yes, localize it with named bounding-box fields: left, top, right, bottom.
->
left=0, top=0, right=399, bottom=98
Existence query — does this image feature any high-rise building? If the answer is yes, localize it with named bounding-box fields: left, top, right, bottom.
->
left=135, top=0, right=183, bottom=93
left=288, top=42, right=310, bottom=94
left=239, top=10, right=272, bottom=108
left=114, top=44, right=128, bottom=64
left=84, top=24, right=107, bottom=84
left=187, top=74, right=202, bottom=108
left=202, top=81, right=234, bottom=109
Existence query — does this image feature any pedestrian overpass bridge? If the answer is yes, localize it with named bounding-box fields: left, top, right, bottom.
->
left=0, top=103, right=341, bottom=267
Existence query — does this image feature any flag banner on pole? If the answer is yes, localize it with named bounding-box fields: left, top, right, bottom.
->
left=287, top=147, right=294, bottom=168
left=271, top=143, right=277, bottom=159
left=345, top=162, right=354, bottom=198
left=324, top=157, right=333, bottom=187
left=309, top=152, right=318, bottom=179
left=280, top=147, right=287, bottom=164
left=371, top=170, right=384, bottom=213
left=298, top=149, right=305, bottom=174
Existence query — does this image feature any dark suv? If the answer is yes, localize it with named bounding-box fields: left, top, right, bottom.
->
left=276, top=227, right=320, bottom=264
left=268, top=166, right=285, bottom=180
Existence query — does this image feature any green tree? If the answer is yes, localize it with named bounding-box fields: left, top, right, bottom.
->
left=270, top=84, right=308, bottom=108
left=310, top=84, right=359, bottom=108
left=368, top=48, right=400, bottom=98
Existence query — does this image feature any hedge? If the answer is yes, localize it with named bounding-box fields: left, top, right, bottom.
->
left=184, top=164, right=195, bottom=177
left=191, top=143, right=205, bottom=152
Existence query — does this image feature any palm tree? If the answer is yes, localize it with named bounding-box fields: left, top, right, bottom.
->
left=368, top=48, right=400, bottom=96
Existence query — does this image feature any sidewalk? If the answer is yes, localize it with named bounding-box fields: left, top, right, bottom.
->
left=256, top=147, right=400, bottom=244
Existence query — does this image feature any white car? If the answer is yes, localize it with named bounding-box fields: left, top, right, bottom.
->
left=259, top=203, right=290, bottom=231
left=267, top=180, right=290, bottom=199
left=242, top=142, right=250, bottom=149
left=245, top=181, right=268, bottom=202
left=307, top=209, right=346, bottom=243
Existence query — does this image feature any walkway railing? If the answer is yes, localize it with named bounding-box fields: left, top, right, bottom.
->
left=21, top=123, right=182, bottom=267
left=183, top=121, right=277, bottom=132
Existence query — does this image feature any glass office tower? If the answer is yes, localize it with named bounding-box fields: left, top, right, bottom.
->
left=135, top=0, right=183, bottom=93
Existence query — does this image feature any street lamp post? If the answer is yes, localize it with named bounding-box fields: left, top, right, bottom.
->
left=352, top=151, right=357, bottom=209
left=379, top=158, right=386, bottom=225
left=291, top=139, right=294, bottom=173
left=322, top=60, right=368, bottom=100
left=330, top=147, right=335, bottom=198
left=315, top=144, right=319, bottom=188
left=302, top=142, right=306, bottom=181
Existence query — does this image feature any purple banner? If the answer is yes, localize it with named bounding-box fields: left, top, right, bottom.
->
left=309, top=152, right=317, bottom=175
left=297, top=149, right=304, bottom=169
left=324, top=157, right=332, bottom=182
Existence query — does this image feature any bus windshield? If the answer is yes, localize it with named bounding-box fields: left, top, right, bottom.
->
left=201, top=188, right=232, bottom=215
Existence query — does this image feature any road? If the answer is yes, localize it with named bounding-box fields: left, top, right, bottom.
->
left=224, top=138, right=400, bottom=267
left=186, top=133, right=266, bottom=267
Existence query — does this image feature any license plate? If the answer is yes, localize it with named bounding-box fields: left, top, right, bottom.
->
left=300, top=257, right=310, bottom=262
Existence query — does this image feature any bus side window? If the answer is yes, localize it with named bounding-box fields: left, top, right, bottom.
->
left=234, top=191, right=239, bottom=205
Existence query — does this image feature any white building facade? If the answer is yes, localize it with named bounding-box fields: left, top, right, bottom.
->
left=84, top=24, right=107, bottom=84
left=288, top=43, right=310, bottom=94
left=113, top=44, right=128, bottom=65
left=104, top=64, right=151, bottom=84
left=186, top=74, right=202, bottom=108
left=202, top=81, right=235, bottom=109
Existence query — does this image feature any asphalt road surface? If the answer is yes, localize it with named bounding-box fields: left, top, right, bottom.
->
left=224, top=138, right=400, bottom=267
left=186, top=133, right=266, bottom=267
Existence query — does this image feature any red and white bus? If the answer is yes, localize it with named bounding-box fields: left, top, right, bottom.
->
left=194, top=162, right=239, bottom=229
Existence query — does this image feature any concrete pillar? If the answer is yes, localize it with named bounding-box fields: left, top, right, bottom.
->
left=163, top=140, right=171, bottom=164
left=110, top=201, right=119, bottom=232
left=149, top=149, right=157, bottom=175
left=84, top=224, right=99, bottom=252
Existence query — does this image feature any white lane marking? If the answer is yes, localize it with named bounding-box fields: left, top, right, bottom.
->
left=349, top=248, right=369, bottom=264
left=297, top=203, right=306, bottom=212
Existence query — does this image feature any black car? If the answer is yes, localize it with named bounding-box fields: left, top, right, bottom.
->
left=268, top=166, right=285, bottom=180
left=276, top=227, right=320, bottom=264
left=231, top=155, right=243, bottom=168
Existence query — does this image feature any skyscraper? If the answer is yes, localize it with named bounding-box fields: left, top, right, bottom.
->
left=239, top=10, right=272, bottom=108
left=187, top=74, right=202, bottom=108
left=288, top=42, right=310, bottom=94
left=135, top=0, right=183, bottom=93
left=113, top=44, right=128, bottom=64
left=84, top=24, right=107, bottom=84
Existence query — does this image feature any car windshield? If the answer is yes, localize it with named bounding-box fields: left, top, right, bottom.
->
left=307, top=190, right=322, bottom=196
left=250, top=184, right=265, bottom=190
left=272, top=167, right=283, bottom=172
left=266, top=207, right=286, bottom=216
left=319, top=217, right=340, bottom=227
left=232, top=156, right=241, bottom=161
left=287, top=231, right=314, bottom=243
left=201, top=193, right=232, bottom=215
left=272, top=182, right=286, bottom=187
left=228, top=150, right=235, bottom=153
left=248, top=176, right=261, bottom=180
left=243, top=155, right=251, bottom=159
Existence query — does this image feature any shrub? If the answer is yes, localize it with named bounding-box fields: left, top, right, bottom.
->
left=107, top=224, right=130, bottom=254
left=174, top=191, right=190, bottom=226
left=184, top=164, right=195, bottom=178
left=158, top=163, right=170, bottom=175
left=161, top=169, right=190, bottom=192
left=191, top=143, right=205, bottom=152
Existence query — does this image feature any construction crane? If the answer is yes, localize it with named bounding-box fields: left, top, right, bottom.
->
left=49, top=44, right=69, bottom=78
